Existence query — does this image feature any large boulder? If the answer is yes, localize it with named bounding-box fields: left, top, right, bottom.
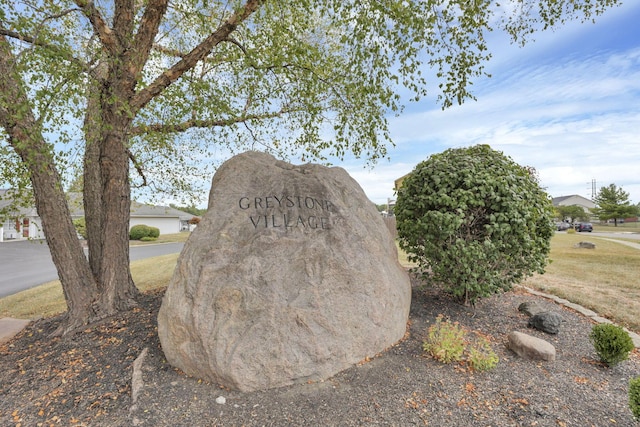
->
left=158, top=151, right=411, bottom=392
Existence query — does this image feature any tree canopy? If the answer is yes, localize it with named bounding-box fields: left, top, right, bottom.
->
left=592, top=184, right=639, bottom=226
left=556, top=205, right=589, bottom=223
left=0, top=0, right=622, bottom=332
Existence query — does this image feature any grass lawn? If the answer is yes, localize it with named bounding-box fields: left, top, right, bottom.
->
left=592, top=222, right=640, bottom=232
left=1, top=232, right=639, bottom=334
left=523, top=233, right=640, bottom=333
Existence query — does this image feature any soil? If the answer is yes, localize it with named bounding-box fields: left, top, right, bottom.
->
left=1, top=277, right=639, bottom=427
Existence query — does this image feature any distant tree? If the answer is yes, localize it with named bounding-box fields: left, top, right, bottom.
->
left=592, top=184, right=639, bottom=226
left=557, top=205, right=589, bottom=223
left=73, top=217, right=87, bottom=239
left=170, top=204, right=205, bottom=217
left=395, top=145, right=555, bottom=306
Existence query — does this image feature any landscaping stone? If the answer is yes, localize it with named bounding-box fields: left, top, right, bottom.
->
left=528, top=311, right=563, bottom=334
left=518, top=301, right=545, bottom=317
left=507, top=331, right=556, bottom=361
left=157, top=151, right=411, bottom=392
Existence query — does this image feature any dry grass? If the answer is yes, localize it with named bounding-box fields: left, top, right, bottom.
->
left=524, top=233, right=640, bottom=333
left=0, top=281, right=66, bottom=320
left=0, top=253, right=179, bottom=320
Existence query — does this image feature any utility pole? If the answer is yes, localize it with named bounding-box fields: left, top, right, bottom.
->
left=587, top=178, right=596, bottom=200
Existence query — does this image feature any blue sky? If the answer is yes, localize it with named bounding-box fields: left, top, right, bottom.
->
left=342, top=1, right=640, bottom=206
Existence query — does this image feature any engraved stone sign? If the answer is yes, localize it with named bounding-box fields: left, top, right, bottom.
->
left=157, top=151, right=411, bottom=392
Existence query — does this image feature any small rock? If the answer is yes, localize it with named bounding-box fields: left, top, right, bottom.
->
left=528, top=311, right=563, bottom=334
left=216, top=396, right=226, bottom=405
left=507, top=331, right=556, bottom=361
left=518, top=301, right=545, bottom=317
left=574, top=241, right=596, bottom=249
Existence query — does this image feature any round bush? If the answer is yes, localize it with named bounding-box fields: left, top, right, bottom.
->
left=395, top=145, right=555, bottom=305
left=129, top=224, right=160, bottom=240
left=589, top=323, right=634, bottom=367
left=148, top=226, right=160, bottom=238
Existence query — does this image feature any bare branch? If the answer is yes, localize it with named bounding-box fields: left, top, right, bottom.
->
left=127, top=148, right=148, bottom=188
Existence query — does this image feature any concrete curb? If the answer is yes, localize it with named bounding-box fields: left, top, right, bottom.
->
left=520, top=286, right=640, bottom=348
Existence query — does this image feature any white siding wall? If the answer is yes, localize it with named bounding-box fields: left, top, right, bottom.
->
left=129, top=217, right=181, bottom=236
left=29, top=217, right=45, bottom=240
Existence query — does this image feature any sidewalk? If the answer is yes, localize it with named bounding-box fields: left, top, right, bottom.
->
left=0, top=318, right=31, bottom=345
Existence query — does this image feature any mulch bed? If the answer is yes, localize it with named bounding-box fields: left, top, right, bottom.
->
left=1, top=278, right=639, bottom=426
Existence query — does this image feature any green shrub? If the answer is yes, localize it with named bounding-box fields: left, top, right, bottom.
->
left=140, top=236, right=158, bottom=242
left=422, top=316, right=466, bottom=364
left=566, top=227, right=576, bottom=234
left=130, top=225, right=150, bottom=240
left=148, top=226, right=160, bottom=238
left=129, top=224, right=160, bottom=240
left=73, top=217, right=87, bottom=239
left=630, top=376, right=640, bottom=420
left=467, top=333, right=499, bottom=372
left=589, top=323, right=634, bottom=367
left=395, top=145, right=555, bottom=305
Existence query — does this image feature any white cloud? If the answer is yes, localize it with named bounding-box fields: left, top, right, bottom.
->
left=345, top=6, right=640, bottom=205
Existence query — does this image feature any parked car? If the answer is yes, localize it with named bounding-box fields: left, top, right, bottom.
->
left=574, top=222, right=593, bottom=232
left=556, top=222, right=571, bottom=231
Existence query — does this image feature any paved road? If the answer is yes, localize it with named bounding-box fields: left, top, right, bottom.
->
left=0, top=240, right=184, bottom=298
left=559, top=230, right=640, bottom=241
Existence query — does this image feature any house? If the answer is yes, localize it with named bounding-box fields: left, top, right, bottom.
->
left=0, top=190, right=42, bottom=240
left=125, top=201, right=196, bottom=235
left=394, top=173, right=411, bottom=192
left=551, top=195, right=596, bottom=212
left=1, top=190, right=196, bottom=242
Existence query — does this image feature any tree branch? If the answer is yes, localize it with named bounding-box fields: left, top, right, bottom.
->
left=0, top=27, right=44, bottom=50
left=74, top=0, right=119, bottom=55
left=129, top=107, right=295, bottom=135
left=127, top=148, right=148, bottom=187
left=0, top=27, right=108, bottom=84
left=128, top=0, right=169, bottom=83
left=131, top=0, right=265, bottom=112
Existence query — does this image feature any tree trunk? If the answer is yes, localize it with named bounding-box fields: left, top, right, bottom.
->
left=30, top=162, right=99, bottom=334
left=80, top=56, right=138, bottom=316
left=0, top=36, right=98, bottom=334
left=83, top=62, right=108, bottom=281
left=94, top=127, right=139, bottom=314
left=91, top=66, right=140, bottom=316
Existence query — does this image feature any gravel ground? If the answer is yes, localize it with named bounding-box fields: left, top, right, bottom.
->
left=1, top=278, right=639, bottom=426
